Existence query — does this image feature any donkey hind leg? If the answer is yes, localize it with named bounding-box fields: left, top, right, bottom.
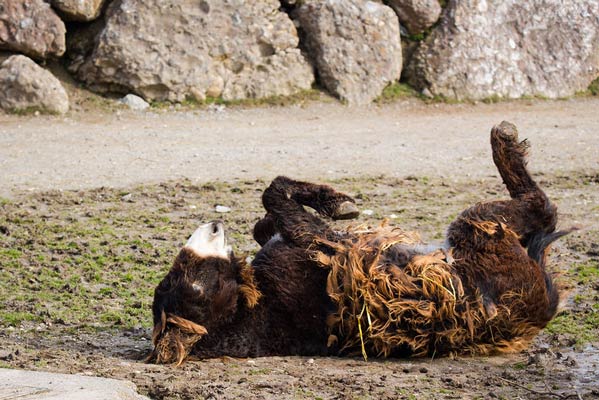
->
left=489, top=121, right=576, bottom=260
left=448, top=122, right=573, bottom=266
left=261, top=176, right=353, bottom=249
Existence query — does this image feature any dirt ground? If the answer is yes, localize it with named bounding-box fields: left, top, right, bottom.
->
left=1, top=98, right=598, bottom=399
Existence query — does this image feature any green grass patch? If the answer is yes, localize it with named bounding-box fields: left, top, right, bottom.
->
left=545, top=304, right=599, bottom=347
left=569, top=260, right=599, bottom=284
left=587, top=77, right=599, bottom=96
left=0, top=311, right=39, bottom=326
left=375, top=82, right=421, bottom=103
left=151, top=88, right=326, bottom=110
left=575, top=77, right=599, bottom=97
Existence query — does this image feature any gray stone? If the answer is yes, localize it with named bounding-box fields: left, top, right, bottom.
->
left=406, top=0, right=599, bottom=100
left=0, top=369, right=149, bottom=400
left=120, top=94, right=149, bottom=110
left=386, top=0, right=441, bottom=35
left=0, top=0, right=66, bottom=59
left=215, top=205, right=231, bottom=213
left=51, top=0, right=106, bottom=21
left=295, top=0, right=402, bottom=105
left=68, top=0, right=314, bottom=102
left=0, top=55, right=69, bottom=114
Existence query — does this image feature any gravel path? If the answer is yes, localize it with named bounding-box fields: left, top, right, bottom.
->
left=1, top=98, right=598, bottom=197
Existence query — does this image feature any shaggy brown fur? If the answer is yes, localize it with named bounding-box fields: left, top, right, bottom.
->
left=315, top=223, right=546, bottom=359
left=150, top=121, right=571, bottom=364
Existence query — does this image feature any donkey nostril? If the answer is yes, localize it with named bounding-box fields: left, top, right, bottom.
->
left=211, top=221, right=223, bottom=235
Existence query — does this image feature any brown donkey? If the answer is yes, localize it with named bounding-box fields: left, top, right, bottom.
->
left=149, top=121, right=571, bottom=364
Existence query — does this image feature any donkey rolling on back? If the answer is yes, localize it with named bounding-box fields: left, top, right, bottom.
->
left=149, top=122, right=571, bottom=365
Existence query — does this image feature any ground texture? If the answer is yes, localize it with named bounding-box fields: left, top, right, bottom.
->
left=0, top=99, right=598, bottom=399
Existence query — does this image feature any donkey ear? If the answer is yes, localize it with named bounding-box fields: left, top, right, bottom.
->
left=148, top=312, right=208, bottom=366
left=166, top=314, right=208, bottom=336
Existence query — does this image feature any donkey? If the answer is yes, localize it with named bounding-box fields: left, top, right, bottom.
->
left=149, top=121, right=571, bottom=364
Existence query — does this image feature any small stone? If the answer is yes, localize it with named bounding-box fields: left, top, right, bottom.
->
left=120, top=94, right=149, bottom=110
left=419, top=367, right=428, bottom=373
left=421, top=88, right=434, bottom=99
left=189, top=87, right=205, bottom=103
left=207, top=104, right=226, bottom=113
left=121, top=193, right=133, bottom=202
left=362, top=209, right=374, bottom=216
left=215, top=205, right=231, bottom=213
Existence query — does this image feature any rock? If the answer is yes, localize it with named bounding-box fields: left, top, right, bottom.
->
left=0, top=0, right=66, bottom=59
left=120, top=193, right=133, bottom=202
left=0, top=369, right=150, bottom=400
left=387, top=0, right=442, bottom=35
left=0, top=55, right=69, bottom=114
left=294, top=0, right=402, bottom=105
left=68, top=0, right=314, bottom=102
left=215, top=205, right=231, bottom=213
left=406, top=0, right=599, bottom=100
left=120, top=94, right=149, bottom=110
left=51, top=0, right=106, bottom=22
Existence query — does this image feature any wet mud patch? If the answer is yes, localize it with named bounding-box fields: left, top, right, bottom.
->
left=1, top=173, right=598, bottom=399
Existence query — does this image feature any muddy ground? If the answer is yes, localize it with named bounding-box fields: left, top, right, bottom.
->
left=0, top=99, right=598, bottom=399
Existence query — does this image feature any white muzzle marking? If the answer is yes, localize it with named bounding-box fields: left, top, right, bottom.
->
left=185, top=221, right=232, bottom=259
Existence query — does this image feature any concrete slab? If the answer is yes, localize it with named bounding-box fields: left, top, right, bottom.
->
left=0, top=369, right=150, bottom=400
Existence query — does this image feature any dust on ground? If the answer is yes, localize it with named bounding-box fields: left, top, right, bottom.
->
left=0, top=99, right=598, bottom=399
left=1, top=98, right=598, bottom=198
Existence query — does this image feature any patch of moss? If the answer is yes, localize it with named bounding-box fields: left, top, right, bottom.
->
left=570, top=260, right=599, bottom=284
left=0, top=311, right=39, bottom=326
left=151, top=88, right=326, bottom=110
left=375, top=82, right=421, bottom=103
left=588, top=77, right=599, bottom=96
left=545, top=305, right=599, bottom=347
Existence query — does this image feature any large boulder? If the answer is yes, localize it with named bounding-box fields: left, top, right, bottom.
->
left=0, top=0, right=66, bottom=59
left=67, top=0, right=314, bottom=102
left=0, top=55, right=69, bottom=114
left=51, top=0, right=106, bottom=22
left=295, top=0, right=402, bottom=105
left=406, top=0, right=599, bottom=100
left=386, top=0, right=441, bottom=35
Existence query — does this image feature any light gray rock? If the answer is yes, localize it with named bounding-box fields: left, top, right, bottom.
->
left=406, top=0, right=599, bottom=100
left=0, top=369, right=150, bottom=400
left=386, top=0, right=441, bottom=35
left=120, top=94, right=149, bottom=110
left=0, top=0, right=66, bottom=59
left=0, top=55, right=69, bottom=114
left=295, top=0, right=402, bottom=105
left=68, top=0, right=314, bottom=102
left=215, top=205, right=231, bottom=213
left=51, top=0, right=106, bottom=21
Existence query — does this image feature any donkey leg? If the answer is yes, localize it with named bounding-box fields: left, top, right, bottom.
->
left=488, top=121, right=559, bottom=244
left=261, top=176, right=342, bottom=249
left=286, top=178, right=359, bottom=220
left=448, top=121, right=577, bottom=270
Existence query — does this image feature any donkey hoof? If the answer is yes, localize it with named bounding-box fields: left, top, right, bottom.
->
left=492, top=121, right=519, bottom=142
left=332, top=201, right=360, bottom=220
